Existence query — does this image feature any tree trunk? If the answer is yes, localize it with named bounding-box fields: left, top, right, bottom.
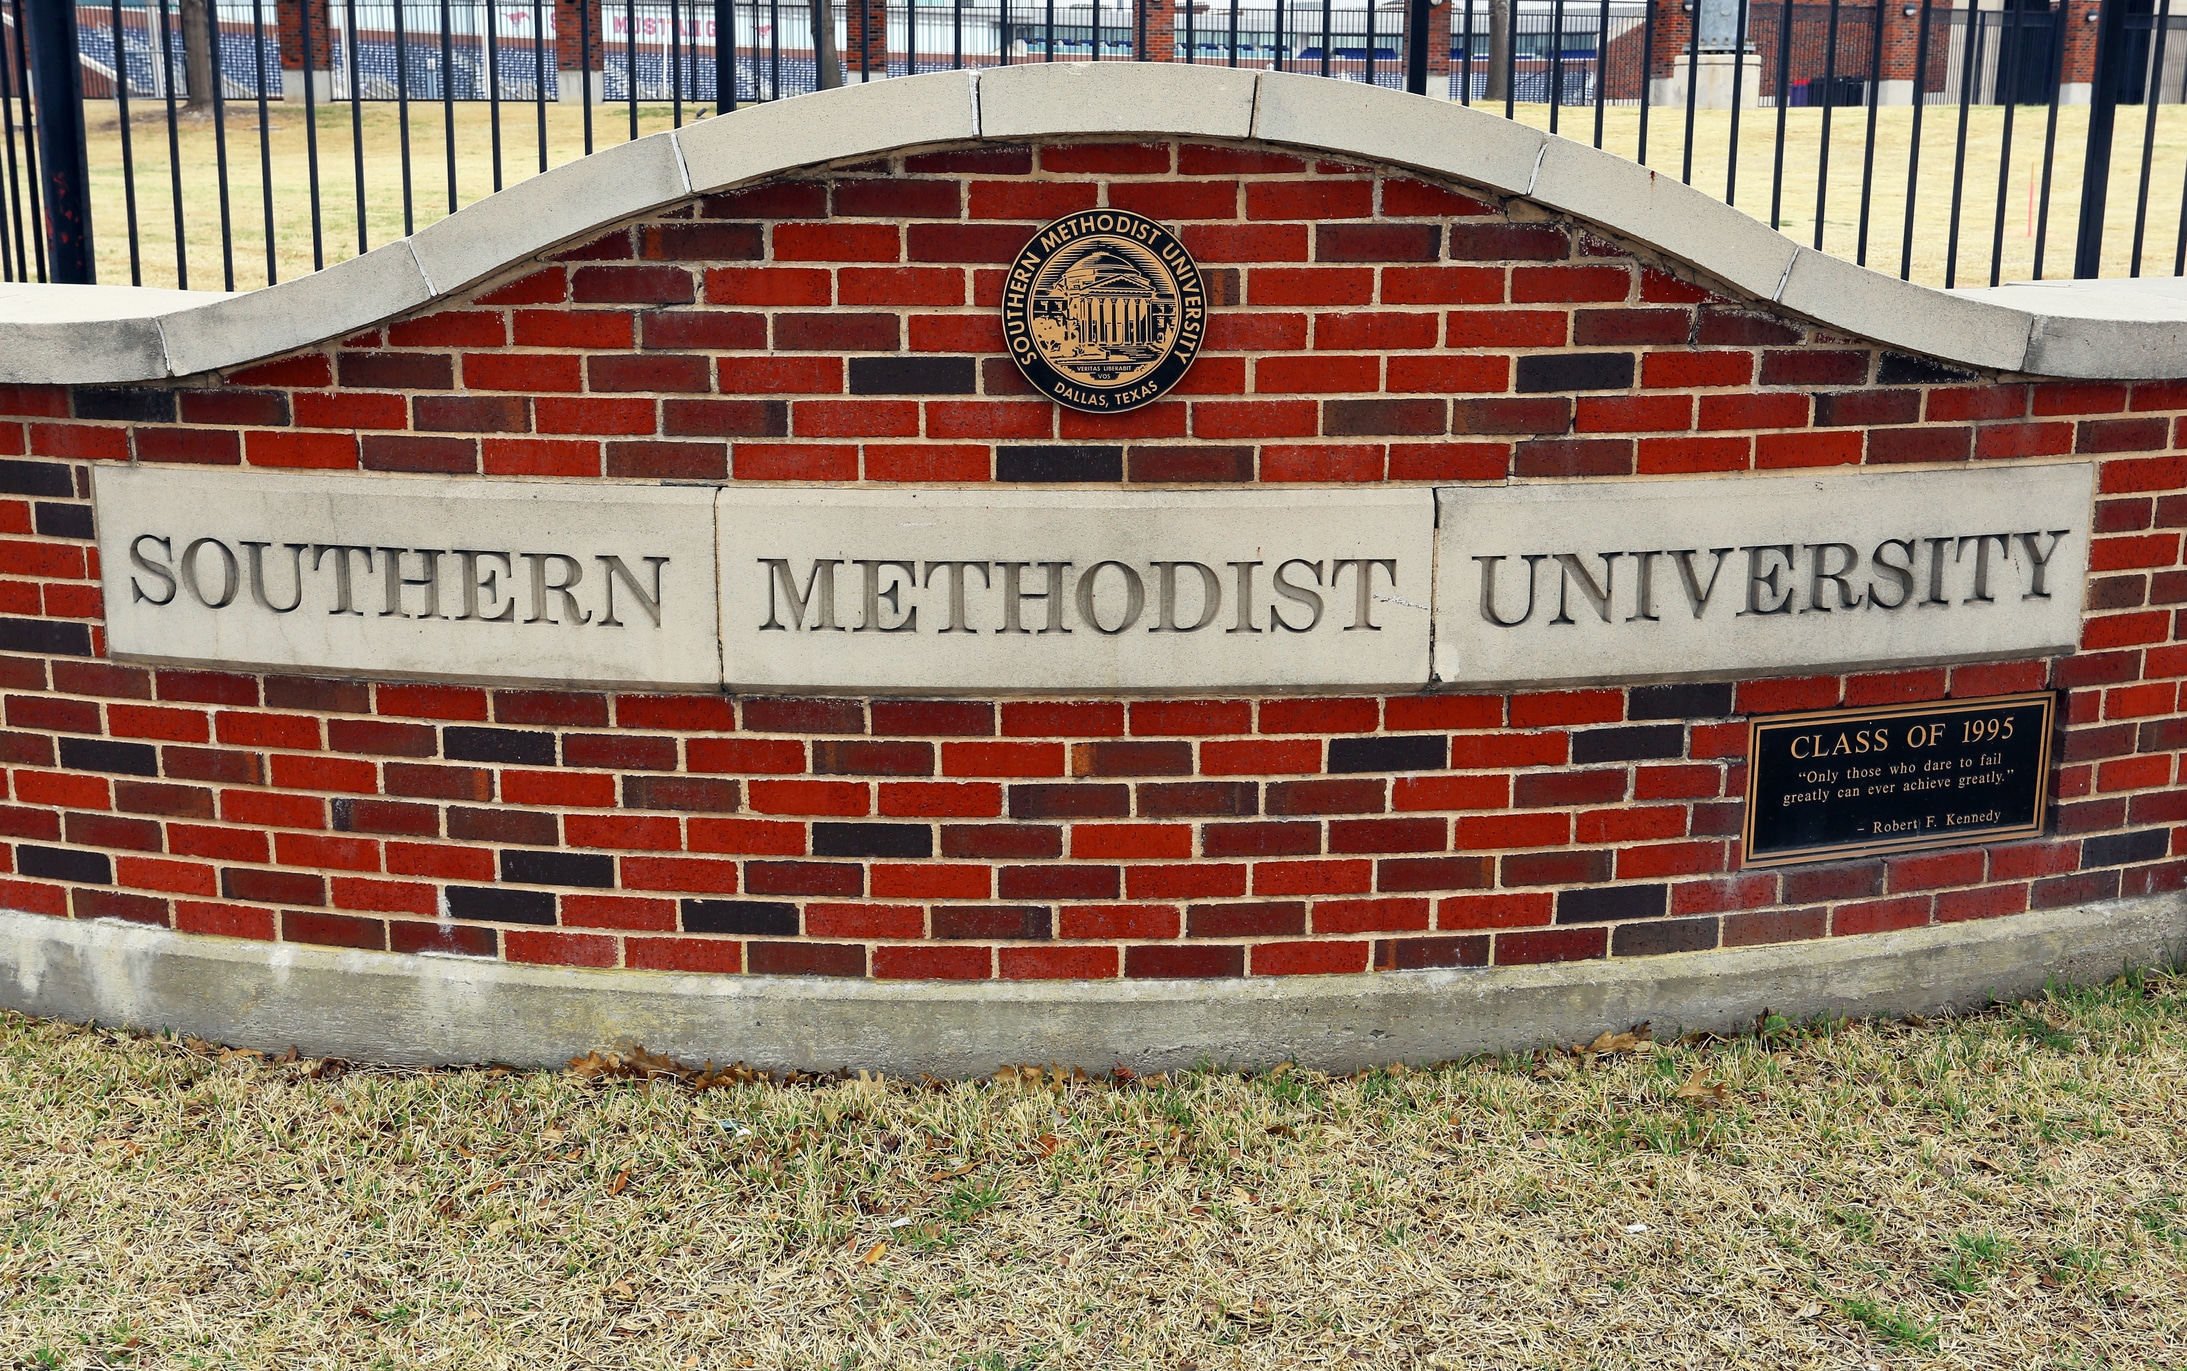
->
left=810, top=0, right=843, bottom=88
left=181, top=0, right=217, bottom=114
left=1485, top=0, right=1511, bottom=100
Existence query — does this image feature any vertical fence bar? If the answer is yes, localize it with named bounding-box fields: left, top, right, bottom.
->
left=538, top=0, right=552, bottom=156
left=1636, top=0, right=1652, bottom=161
left=1548, top=0, right=1564, bottom=134
left=2, top=0, right=23, bottom=279
left=580, top=0, right=593, bottom=146
left=1411, top=0, right=1432, bottom=93
left=1459, top=0, right=1471, bottom=102
left=764, top=0, right=774, bottom=93
left=108, top=0, right=141, bottom=282
left=955, top=0, right=964, bottom=71
left=1318, top=0, right=1330, bottom=75
left=2129, top=0, right=2170, bottom=274
left=395, top=0, right=416, bottom=233
left=2034, top=0, right=2066, bottom=277
left=10, top=0, right=47, bottom=280
left=1227, top=0, right=1236, bottom=67
left=1768, top=0, right=1792, bottom=228
left=1091, top=0, right=1099, bottom=60
left=1043, top=0, right=1052, bottom=60
left=1900, top=0, right=1935, bottom=279
left=301, top=0, right=324, bottom=271
left=26, top=0, right=89, bottom=279
left=1943, top=3, right=1983, bottom=286
left=1853, top=0, right=1882, bottom=262
left=439, top=0, right=457, bottom=212
left=624, top=0, right=636, bottom=136
left=1725, top=0, right=1749, bottom=204
left=1988, top=0, right=2026, bottom=285
left=1591, top=0, right=1608, bottom=146
left=489, top=0, right=505, bottom=184
left=211, top=0, right=236, bottom=286
left=157, top=0, right=185, bottom=282
left=251, top=0, right=275, bottom=283
left=0, top=104, right=12, bottom=280
left=1813, top=0, right=1841, bottom=250
left=1185, top=0, right=1195, bottom=63
left=670, top=0, right=681, bottom=123
left=716, top=0, right=731, bottom=110
left=0, top=6, right=12, bottom=281
left=1680, top=0, right=1699, bottom=183
left=345, top=0, right=365, bottom=253
left=1501, top=0, right=1514, bottom=117
left=2076, top=0, right=2130, bottom=276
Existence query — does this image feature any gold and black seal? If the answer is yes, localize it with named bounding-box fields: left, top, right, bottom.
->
left=1001, top=209, right=1204, bottom=413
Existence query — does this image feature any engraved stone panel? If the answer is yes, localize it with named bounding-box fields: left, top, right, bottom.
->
left=717, top=488, right=1435, bottom=693
left=1432, top=466, right=2095, bottom=688
left=95, top=467, right=721, bottom=688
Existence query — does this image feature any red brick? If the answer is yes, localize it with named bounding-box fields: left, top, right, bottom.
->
left=1975, top=421, right=2075, bottom=460
left=1578, top=395, right=1692, bottom=433
left=1509, top=690, right=1623, bottom=727
left=1250, top=939, right=1370, bottom=976
left=473, top=268, right=568, bottom=306
left=1833, top=896, right=1933, bottom=936
left=1926, top=384, right=2027, bottom=422
left=1756, top=430, right=1862, bottom=469
left=731, top=442, right=855, bottom=481
left=774, top=313, right=901, bottom=352
left=1572, top=308, right=1692, bottom=346
left=705, top=266, right=832, bottom=306
left=1104, top=180, right=1241, bottom=220
left=1637, top=435, right=1749, bottom=474
left=1642, top=351, right=1754, bottom=388
left=1180, top=223, right=1312, bottom=263
left=907, top=222, right=1036, bottom=263
left=1494, top=927, right=1605, bottom=964
left=1248, top=268, right=1375, bottom=307
left=245, top=430, right=358, bottom=469
left=1192, top=400, right=1319, bottom=439
left=1869, top=426, right=1972, bottom=464
left=1380, top=266, right=1503, bottom=305
left=1510, top=265, right=1631, bottom=303
left=772, top=222, right=901, bottom=262
left=506, top=930, right=619, bottom=968
left=512, top=309, right=634, bottom=349
left=2100, top=455, right=2187, bottom=493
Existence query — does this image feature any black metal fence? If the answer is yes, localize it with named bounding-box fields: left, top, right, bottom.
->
left=6, top=0, right=2187, bottom=294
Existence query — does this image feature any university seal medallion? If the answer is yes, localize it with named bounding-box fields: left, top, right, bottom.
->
left=1002, top=209, right=1205, bottom=413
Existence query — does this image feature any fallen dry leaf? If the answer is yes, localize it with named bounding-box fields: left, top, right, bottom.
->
left=1674, top=1072, right=1729, bottom=1107
left=1577, top=1025, right=1655, bottom=1057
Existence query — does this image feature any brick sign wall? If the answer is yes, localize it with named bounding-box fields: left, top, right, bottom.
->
left=0, top=137, right=2180, bottom=982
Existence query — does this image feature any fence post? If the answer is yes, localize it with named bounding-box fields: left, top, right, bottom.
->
left=1406, top=0, right=1431, bottom=91
left=2074, top=0, right=2130, bottom=277
left=24, top=0, right=92, bottom=282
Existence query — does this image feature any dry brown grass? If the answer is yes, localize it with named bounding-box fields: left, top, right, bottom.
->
left=60, top=96, right=2187, bottom=293
left=2, top=967, right=2184, bottom=1368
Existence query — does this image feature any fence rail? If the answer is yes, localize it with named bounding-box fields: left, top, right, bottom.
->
left=4, top=0, right=2187, bottom=295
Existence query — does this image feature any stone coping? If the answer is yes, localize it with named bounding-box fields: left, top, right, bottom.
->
left=0, top=64, right=2183, bottom=385
left=2, top=895, right=2178, bottom=1073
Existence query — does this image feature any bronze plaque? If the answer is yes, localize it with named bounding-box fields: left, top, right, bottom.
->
left=1741, top=692, right=2055, bottom=868
left=1002, top=210, right=1204, bottom=413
